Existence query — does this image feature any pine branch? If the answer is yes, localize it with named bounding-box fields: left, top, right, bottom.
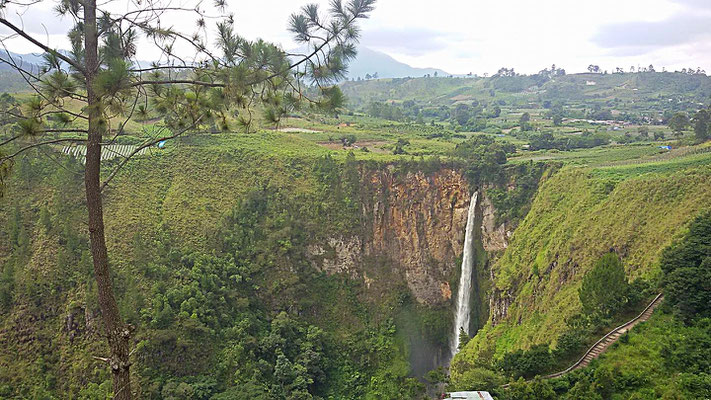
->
left=0, top=52, right=89, bottom=113
left=105, top=88, right=143, bottom=145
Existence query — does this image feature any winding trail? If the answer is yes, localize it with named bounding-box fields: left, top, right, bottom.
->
left=501, top=293, right=664, bottom=387
left=543, top=293, right=665, bottom=379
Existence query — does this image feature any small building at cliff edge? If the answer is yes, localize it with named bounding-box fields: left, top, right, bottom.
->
left=444, top=391, right=494, bottom=400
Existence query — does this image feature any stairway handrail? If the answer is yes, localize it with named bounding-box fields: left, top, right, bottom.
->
left=542, top=292, right=664, bottom=379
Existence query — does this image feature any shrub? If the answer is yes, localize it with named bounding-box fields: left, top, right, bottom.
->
left=496, top=344, right=553, bottom=379
left=661, top=212, right=711, bottom=322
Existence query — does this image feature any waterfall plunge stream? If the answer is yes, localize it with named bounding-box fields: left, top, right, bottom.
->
left=450, top=191, right=478, bottom=361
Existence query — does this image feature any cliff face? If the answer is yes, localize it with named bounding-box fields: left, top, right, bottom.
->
left=305, top=167, right=517, bottom=308
left=307, top=167, right=473, bottom=305
left=479, top=190, right=511, bottom=254
left=366, top=168, right=471, bottom=305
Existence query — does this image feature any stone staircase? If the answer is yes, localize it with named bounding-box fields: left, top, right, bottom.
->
left=543, top=293, right=664, bottom=379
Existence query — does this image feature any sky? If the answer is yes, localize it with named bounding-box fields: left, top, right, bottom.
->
left=1, top=0, right=710, bottom=75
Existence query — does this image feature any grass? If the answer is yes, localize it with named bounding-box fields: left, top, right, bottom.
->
left=509, top=144, right=667, bottom=166
left=587, top=312, right=692, bottom=398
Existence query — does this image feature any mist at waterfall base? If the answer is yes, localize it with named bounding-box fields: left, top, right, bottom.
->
left=450, top=192, right=478, bottom=361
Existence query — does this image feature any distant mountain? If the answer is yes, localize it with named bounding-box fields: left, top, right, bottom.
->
left=0, top=46, right=447, bottom=79
left=0, top=51, right=42, bottom=72
left=346, top=47, right=448, bottom=80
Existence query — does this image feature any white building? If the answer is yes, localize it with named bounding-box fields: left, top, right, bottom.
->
left=445, top=391, right=494, bottom=400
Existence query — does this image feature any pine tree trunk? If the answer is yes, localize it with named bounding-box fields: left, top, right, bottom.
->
left=83, top=0, right=132, bottom=398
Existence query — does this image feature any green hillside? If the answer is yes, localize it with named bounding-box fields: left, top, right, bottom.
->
left=450, top=150, right=711, bottom=397
left=342, top=73, right=711, bottom=109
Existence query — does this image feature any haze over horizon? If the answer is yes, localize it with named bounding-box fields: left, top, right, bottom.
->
left=1, top=0, right=710, bottom=75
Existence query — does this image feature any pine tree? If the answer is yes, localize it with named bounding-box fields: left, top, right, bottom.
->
left=579, top=253, right=629, bottom=318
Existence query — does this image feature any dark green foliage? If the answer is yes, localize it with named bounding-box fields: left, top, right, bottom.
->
left=496, top=344, right=553, bottom=379
left=668, top=112, right=690, bottom=137
left=500, top=377, right=556, bottom=400
left=487, top=162, right=550, bottom=226
left=565, top=376, right=602, bottom=400
left=553, top=329, right=587, bottom=361
left=664, top=259, right=711, bottom=323
left=579, top=253, right=630, bottom=319
left=451, top=368, right=504, bottom=393
left=452, top=135, right=513, bottom=186
left=519, top=112, right=532, bottom=131
left=660, top=319, right=711, bottom=374
left=592, top=367, right=615, bottom=399
left=661, top=212, right=711, bottom=322
left=392, top=138, right=409, bottom=155
left=457, top=327, right=470, bottom=351
left=527, top=131, right=610, bottom=151
left=424, top=367, right=447, bottom=386
left=677, top=373, right=711, bottom=398
left=366, top=101, right=405, bottom=121
left=339, top=134, right=357, bottom=146
left=451, top=103, right=487, bottom=131
left=693, top=108, right=710, bottom=142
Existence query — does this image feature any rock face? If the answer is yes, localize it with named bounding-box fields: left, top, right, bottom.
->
left=489, top=290, right=513, bottom=326
left=480, top=191, right=511, bottom=253
left=366, top=168, right=471, bottom=305
left=307, top=237, right=362, bottom=277
left=479, top=185, right=516, bottom=325
left=305, top=167, right=518, bottom=307
left=306, top=167, right=472, bottom=305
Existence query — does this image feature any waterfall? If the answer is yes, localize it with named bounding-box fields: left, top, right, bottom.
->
left=450, top=191, right=478, bottom=360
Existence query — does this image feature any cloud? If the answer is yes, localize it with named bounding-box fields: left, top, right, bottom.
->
left=360, top=28, right=451, bottom=56
left=0, top=7, right=73, bottom=36
left=669, top=0, right=711, bottom=9
left=592, top=12, right=711, bottom=52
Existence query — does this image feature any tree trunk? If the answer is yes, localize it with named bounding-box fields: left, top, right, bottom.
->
left=83, top=1, right=132, bottom=398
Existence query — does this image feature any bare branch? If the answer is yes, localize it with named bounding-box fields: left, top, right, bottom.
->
left=0, top=134, right=23, bottom=147
left=129, top=64, right=198, bottom=73
left=41, top=129, right=88, bottom=133
left=131, top=79, right=224, bottom=88
left=0, top=137, right=87, bottom=163
left=93, top=355, right=111, bottom=363
left=0, top=18, right=85, bottom=73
